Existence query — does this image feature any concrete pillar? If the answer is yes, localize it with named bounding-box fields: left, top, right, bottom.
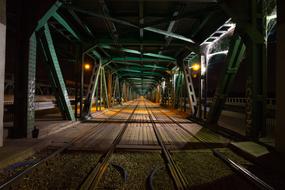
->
left=0, top=0, right=6, bottom=147
left=276, top=0, right=285, bottom=153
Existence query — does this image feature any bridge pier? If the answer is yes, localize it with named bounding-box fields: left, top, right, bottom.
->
left=276, top=0, right=285, bottom=154
left=0, top=0, right=6, bottom=147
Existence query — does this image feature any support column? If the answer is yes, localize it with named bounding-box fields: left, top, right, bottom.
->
left=276, top=0, right=285, bottom=153
left=207, top=35, right=246, bottom=124
left=0, top=0, right=6, bottom=146
left=244, top=0, right=267, bottom=139
left=107, top=71, right=112, bottom=106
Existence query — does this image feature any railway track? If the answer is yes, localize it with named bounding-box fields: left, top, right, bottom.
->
left=0, top=101, right=135, bottom=190
left=146, top=100, right=274, bottom=190
left=78, top=101, right=140, bottom=189
left=0, top=99, right=276, bottom=190
left=144, top=100, right=189, bottom=190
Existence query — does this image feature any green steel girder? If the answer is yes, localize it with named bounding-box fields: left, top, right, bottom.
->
left=117, top=66, right=167, bottom=72
left=174, top=71, right=184, bottom=108
left=117, top=68, right=141, bottom=73
left=39, top=24, right=75, bottom=121
left=118, top=71, right=164, bottom=77
left=98, top=44, right=176, bottom=61
left=52, top=12, right=80, bottom=40
left=113, top=61, right=169, bottom=70
left=112, top=57, right=175, bottom=63
left=35, top=1, right=62, bottom=31
left=220, top=3, right=264, bottom=44
left=26, top=32, right=37, bottom=137
left=244, top=0, right=268, bottom=138
left=207, top=34, right=246, bottom=124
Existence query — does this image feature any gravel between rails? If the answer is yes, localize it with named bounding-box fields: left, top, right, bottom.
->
left=172, top=148, right=259, bottom=190
left=0, top=148, right=54, bottom=185
left=98, top=152, right=174, bottom=190
left=7, top=151, right=101, bottom=190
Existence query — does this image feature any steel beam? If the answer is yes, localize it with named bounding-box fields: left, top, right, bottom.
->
left=39, top=24, right=75, bottom=121
left=0, top=0, right=6, bottom=145
left=244, top=0, right=267, bottom=139
left=180, top=59, right=197, bottom=115
left=72, top=6, right=195, bottom=44
left=112, top=56, right=175, bottom=62
left=144, top=27, right=195, bottom=43
left=52, top=12, right=80, bottom=40
left=276, top=0, right=285, bottom=153
left=82, top=60, right=102, bottom=117
left=206, top=35, right=245, bottom=124
left=99, top=44, right=175, bottom=61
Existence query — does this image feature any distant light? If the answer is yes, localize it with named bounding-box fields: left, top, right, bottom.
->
left=192, top=74, right=197, bottom=78
left=191, top=63, right=201, bottom=71
left=84, top=63, right=91, bottom=70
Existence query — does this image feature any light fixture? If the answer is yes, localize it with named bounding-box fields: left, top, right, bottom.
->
left=191, top=63, right=201, bottom=71
left=84, top=63, right=91, bottom=70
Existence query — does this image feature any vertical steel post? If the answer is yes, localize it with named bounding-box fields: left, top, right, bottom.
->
left=75, top=45, right=82, bottom=118
left=102, top=67, right=109, bottom=108
left=0, top=0, right=6, bottom=145
left=207, top=35, right=246, bottom=124
left=39, top=24, right=75, bottom=121
left=82, top=59, right=102, bottom=117
left=180, top=58, right=197, bottom=116
left=276, top=0, right=285, bottom=153
left=245, top=0, right=267, bottom=139
left=100, top=68, right=103, bottom=110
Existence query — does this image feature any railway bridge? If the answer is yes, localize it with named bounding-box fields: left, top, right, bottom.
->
left=0, top=0, right=284, bottom=189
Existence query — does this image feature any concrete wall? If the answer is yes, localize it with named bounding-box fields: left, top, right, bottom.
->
left=276, top=0, right=285, bottom=154
left=0, top=0, right=6, bottom=147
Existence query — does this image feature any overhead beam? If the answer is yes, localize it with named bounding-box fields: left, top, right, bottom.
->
left=52, top=12, right=80, bottom=40
left=71, top=6, right=196, bottom=44
left=144, top=27, right=195, bottom=43
left=112, top=56, right=175, bottom=62
left=99, top=44, right=176, bottom=60
left=67, top=8, right=94, bottom=38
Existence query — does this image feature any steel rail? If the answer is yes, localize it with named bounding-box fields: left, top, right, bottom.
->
left=79, top=101, right=140, bottom=190
left=0, top=102, right=134, bottom=190
left=144, top=100, right=189, bottom=190
left=149, top=100, right=275, bottom=190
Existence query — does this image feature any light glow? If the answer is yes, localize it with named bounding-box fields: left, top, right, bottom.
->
left=191, top=63, right=201, bottom=71
left=84, top=63, right=91, bottom=70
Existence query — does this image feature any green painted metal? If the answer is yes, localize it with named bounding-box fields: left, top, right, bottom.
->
left=35, top=1, right=62, bottom=31
left=101, top=67, right=109, bottom=108
left=173, top=71, right=183, bottom=108
left=100, top=67, right=103, bottom=110
left=117, top=68, right=141, bottom=73
left=244, top=0, right=267, bottom=138
left=98, top=44, right=175, bottom=61
left=118, top=72, right=163, bottom=77
left=144, top=27, right=195, bottom=43
left=112, top=57, right=175, bottom=63
left=206, top=34, right=246, bottom=124
left=220, top=3, right=264, bottom=44
left=52, top=12, right=80, bottom=40
left=114, top=61, right=168, bottom=70
left=26, top=32, right=37, bottom=137
left=39, top=24, right=75, bottom=121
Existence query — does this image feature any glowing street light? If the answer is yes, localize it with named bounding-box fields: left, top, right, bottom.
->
left=191, top=63, right=200, bottom=71
left=84, top=63, right=91, bottom=70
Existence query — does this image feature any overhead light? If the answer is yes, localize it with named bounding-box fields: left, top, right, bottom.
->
left=191, top=63, right=201, bottom=71
left=84, top=63, right=91, bottom=70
